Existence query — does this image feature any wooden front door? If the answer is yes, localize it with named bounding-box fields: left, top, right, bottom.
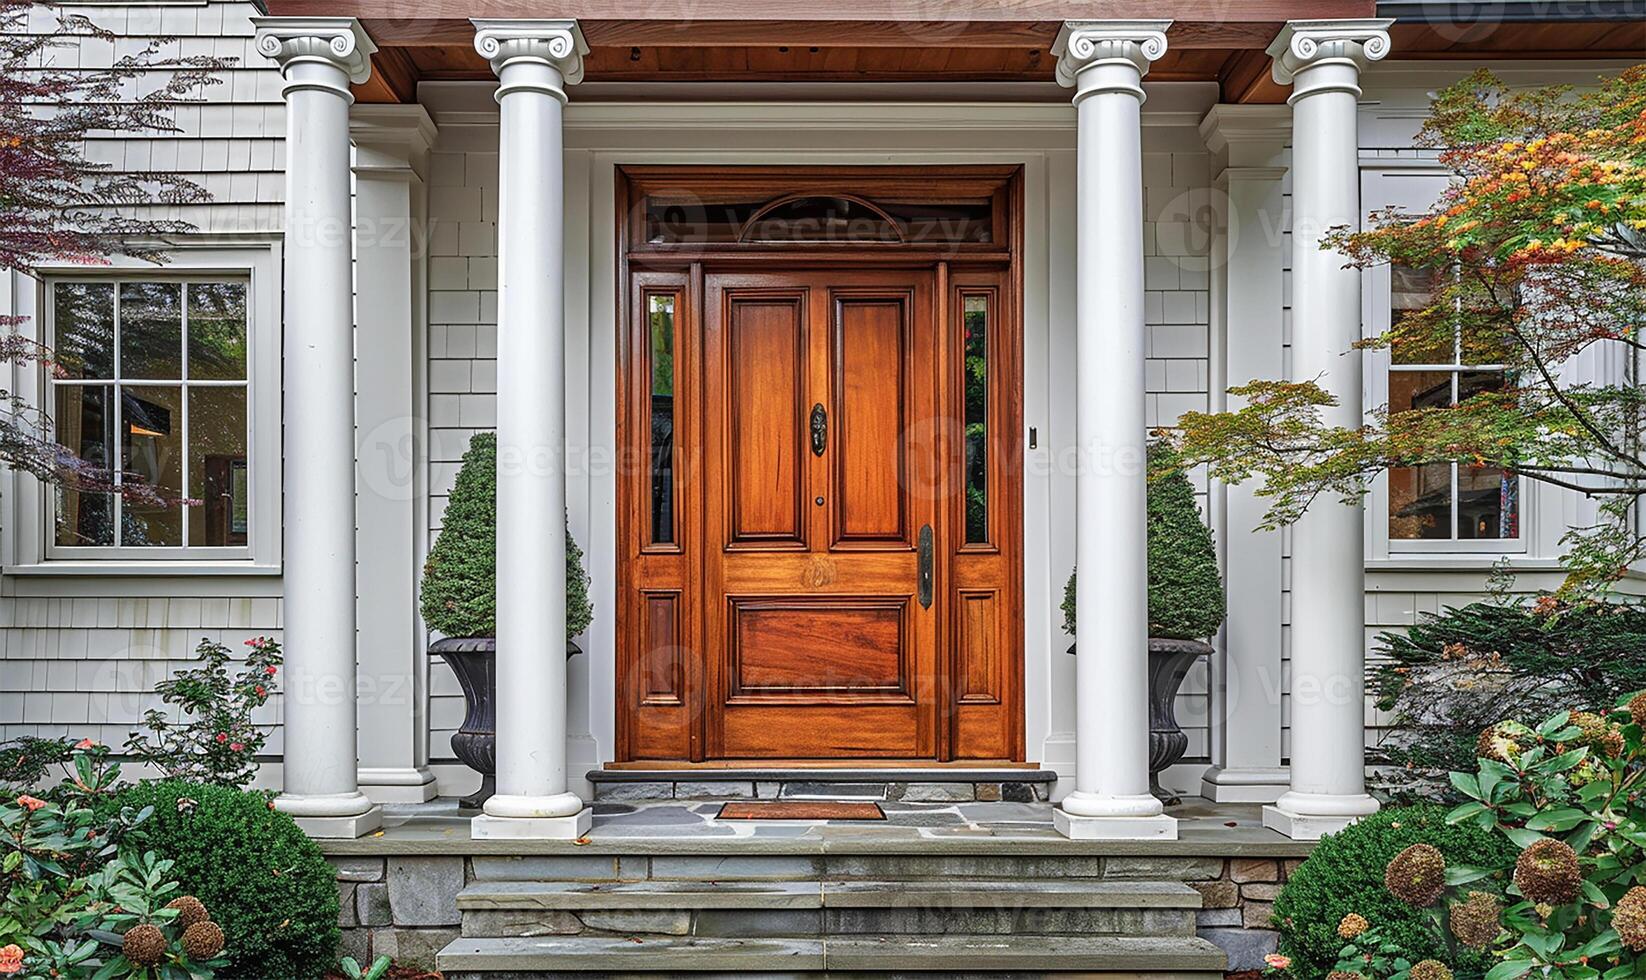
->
left=616, top=166, right=1024, bottom=765
left=703, top=270, right=939, bottom=757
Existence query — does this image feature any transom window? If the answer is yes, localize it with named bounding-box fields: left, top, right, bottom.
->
left=1386, top=265, right=1520, bottom=544
left=50, top=278, right=251, bottom=554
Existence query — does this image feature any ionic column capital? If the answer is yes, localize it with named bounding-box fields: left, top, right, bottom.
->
left=1053, top=20, right=1171, bottom=102
left=472, top=19, right=588, bottom=102
left=252, top=17, right=375, bottom=96
left=1266, top=19, right=1394, bottom=100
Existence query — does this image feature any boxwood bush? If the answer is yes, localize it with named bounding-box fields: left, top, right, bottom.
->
left=1272, top=804, right=1515, bottom=980
left=99, top=780, right=340, bottom=979
left=420, top=431, right=594, bottom=640
left=1062, top=442, right=1225, bottom=640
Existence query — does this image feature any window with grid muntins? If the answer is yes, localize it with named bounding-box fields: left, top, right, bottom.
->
left=49, top=278, right=251, bottom=555
left=1386, top=264, right=1520, bottom=545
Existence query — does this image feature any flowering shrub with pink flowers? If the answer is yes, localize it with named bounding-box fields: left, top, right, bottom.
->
left=124, top=637, right=281, bottom=789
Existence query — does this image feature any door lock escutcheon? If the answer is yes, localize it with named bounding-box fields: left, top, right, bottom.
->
left=810, top=403, right=827, bottom=456
left=917, top=523, right=934, bottom=609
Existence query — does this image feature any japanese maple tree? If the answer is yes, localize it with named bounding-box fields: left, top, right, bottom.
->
left=0, top=0, right=224, bottom=503
left=1175, top=67, right=1646, bottom=599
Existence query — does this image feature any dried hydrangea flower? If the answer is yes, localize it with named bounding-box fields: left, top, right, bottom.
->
left=1336, top=912, right=1370, bottom=939
left=1385, top=843, right=1447, bottom=907
left=165, top=895, right=209, bottom=930
left=1514, top=838, right=1581, bottom=905
left=122, top=924, right=167, bottom=967
left=182, top=920, right=225, bottom=960
left=1614, top=886, right=1646, bottom=951
left=1448, top=891, right=1501, bottom=949
left=1628, top=691, right=1646, bottom=727
left=1476, top=722, right=1520, bottom=762
left=1409, top=961, right=1453, bottom=980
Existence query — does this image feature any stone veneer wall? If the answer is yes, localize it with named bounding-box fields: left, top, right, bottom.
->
left=1186, top=856, right=1304, bottom=971
left=331, top=856, right=466, bottom=970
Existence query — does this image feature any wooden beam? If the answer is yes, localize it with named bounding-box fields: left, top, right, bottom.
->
left=359, top=18, right=1293, bottom=50
left=273, top=0, right=1375, bottom=22
left=352, top=46, right=418, bottom=104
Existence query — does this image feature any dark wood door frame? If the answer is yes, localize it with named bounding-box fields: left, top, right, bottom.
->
left=615, top=165, right=1025, bottom=765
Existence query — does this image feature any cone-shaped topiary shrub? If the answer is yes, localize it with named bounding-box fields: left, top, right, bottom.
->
left=1062, top=441, right=1225, bottom=640
left=98, top=780, right=339, bottom=979
left=420, top=432, right=593, bottom=640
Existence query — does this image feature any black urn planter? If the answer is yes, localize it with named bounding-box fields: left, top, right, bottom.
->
left=431, top=635, right=583, bottom=811
left=1065, top=636, right=1213, bottom=807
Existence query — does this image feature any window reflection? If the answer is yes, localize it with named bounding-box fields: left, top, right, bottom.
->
left=50, top=278, right=250, bottom=550
left=649, top=294, right=676, bottom=545
left=1386, top=266, right=1518, bottom=542
left=963, top=294, right=988, bottom=543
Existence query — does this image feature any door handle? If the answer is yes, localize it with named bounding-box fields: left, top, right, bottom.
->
left=917, top=523, right=934, bottom=609
left=810, top=403, right=827, bottom=456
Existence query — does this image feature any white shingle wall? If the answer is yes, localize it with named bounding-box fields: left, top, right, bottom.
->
left=0, top=2, right=284, bottom=748
left=424, top=148, right=500, bottom=759
left=19, top=3, right=285, bottom=232
left=1144, top=149, right=1216, bottom=762
left=0, top=596, right=283, bottom=751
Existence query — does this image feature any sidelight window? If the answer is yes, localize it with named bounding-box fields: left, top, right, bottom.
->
left=962, top=293, right=989, bottom=543
left=648, top=292, right=678, bottom=545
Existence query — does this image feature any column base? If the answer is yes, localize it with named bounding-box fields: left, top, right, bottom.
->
left=1201, top=766, right=1290, bottom=804
left=275, top=791, right=384, bottom=839
left=472, top=808, right=592, bottom=840
left=358, top=766, right=439, bottom=804
left=1055, top=807, right=1178, bottom=840
left=1263, top=792, right=1379, bottom=840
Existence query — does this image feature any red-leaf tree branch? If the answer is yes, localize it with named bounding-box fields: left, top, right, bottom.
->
left=0, top=0, right=228, bottom=509
left=1172, top=67, right=1646, bottom=600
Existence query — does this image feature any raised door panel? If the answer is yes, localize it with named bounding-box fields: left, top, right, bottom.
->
left=728, top=596, right=910, bottom=698
left=831, top=295, right=909, bottom=547
left=726, top=294, right=807, bottom=548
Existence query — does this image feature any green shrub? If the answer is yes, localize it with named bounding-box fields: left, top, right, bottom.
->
left=0, top=746, right=227, bottom=978
left=1373, top=599, right=1646, bottom=798
left=1061, top=442, right=1225, bottom=640
left=1272, top=804, right=1514, bottom=980
left=419, top=432, right=593, bottom=640
left=99, top=781, right=338, bottom=979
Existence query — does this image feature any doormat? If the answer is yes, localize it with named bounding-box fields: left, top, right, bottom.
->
left=717, top=801, right=885, bottom=821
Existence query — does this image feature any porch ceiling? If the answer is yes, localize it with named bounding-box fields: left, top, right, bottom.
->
left=256, top=1, right=1646, bottom=105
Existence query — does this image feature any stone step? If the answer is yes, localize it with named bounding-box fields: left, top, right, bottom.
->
left=468, top=852, right=1224, bottom=884
left=457, top=880, right=1202, bottom=939
left=588, top=768, right=1056, bottom=804
left=437, top=933, right=1229, bottom=975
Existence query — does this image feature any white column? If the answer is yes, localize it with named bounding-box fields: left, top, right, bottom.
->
left=1262, top=19, right=1392, bottom=840
left=1052, top=20, right=1177, bottom=842
left=251, top=16, right=381, bottom=838
left=351, top=105, right=439, bottom=804
left=1198, top=105, right=1293, bottom=804
left=470, top=19, right=591, bottom=840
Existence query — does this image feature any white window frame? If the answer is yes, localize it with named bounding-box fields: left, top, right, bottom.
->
left=1361, top=167, right=1531, bottom=561
left=6, top=242, right=282, bottom=575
